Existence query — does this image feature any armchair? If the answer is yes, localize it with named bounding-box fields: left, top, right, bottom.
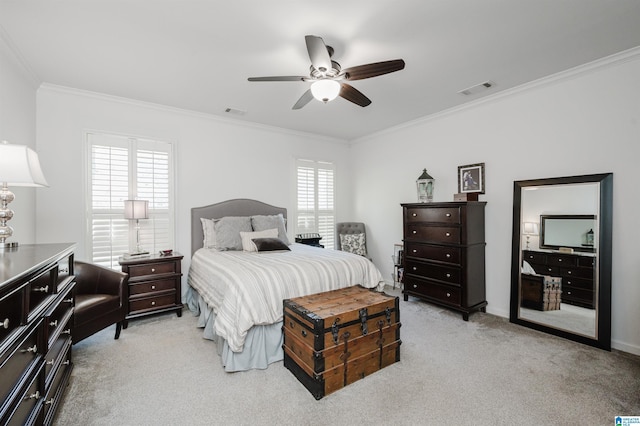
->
left=336, top=222, right=370, bottom=259
left=73, top=261, right=128, bottom=344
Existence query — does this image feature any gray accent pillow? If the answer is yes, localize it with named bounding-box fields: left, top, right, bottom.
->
left=251, top=214, right=290, bottom=245
left=213, top=216, right=252, bottom=251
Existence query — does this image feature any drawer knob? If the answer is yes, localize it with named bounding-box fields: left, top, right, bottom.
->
left=151, top=268, right=156, bottom=272
left=63, top=298, right=73, bottom=304
left=33, top=285, right=48, bottom=293
left=2, top=318, right=8, bottom=329
left=445, top=232, right=451, bottom=237
left=151, top=301, right=156, bottom=306
left=27, top=391, right=41, bottom=400
left=446, top=273, right=451, bottom=278
left=412, top=213, right=417, bottom=217
left=567, top=291, right=572, bottom=295
left=412, top=267, right=417, bottom=271
left=63, top=360, right=70, bottom=365
left=567, top=280, right=572, bottom=285
left=412, top=230, right=417, bottom=234
left=45, top=398, right=55, bottom=405
left=46, top=359, right=55, bottom=365
left=301, top=329, right=307, bottom=337
left=50, top=320, right=58, bottom=327
left=446, top=254, right=451, bottom=258
left=413, top=284, right=417, bottom=289
left=151, top=285, right=156, bottom=290
left=548, top=268, right=552, bottom=272
left=62, top=329, right=71, bottom=335
left=22, top=344, right=37, bottom=354
left=412, top=249, right=417, bottom=253
left=567, top=271, right=572, bottom=274
left=558, top=259, right=562, bottom=262
left=446, top=292, right=451, bottom=297
left=445, top=213, right=451, bottom=217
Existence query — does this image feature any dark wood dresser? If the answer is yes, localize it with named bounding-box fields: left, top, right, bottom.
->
left=0, top=243, right=76, bottom=425
left=119, top=252, right=183, bottom=323
left=401, top=202, right=487, bottom=320
left=522, top=250, right=595, bottom=309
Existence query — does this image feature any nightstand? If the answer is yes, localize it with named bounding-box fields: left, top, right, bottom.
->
left=119, top=252, right=184, bottom=325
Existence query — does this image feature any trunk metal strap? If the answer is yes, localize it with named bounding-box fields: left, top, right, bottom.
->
left=359, top=308, right=368, bottom=335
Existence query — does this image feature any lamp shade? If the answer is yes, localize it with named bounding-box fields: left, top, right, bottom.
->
left=0, top=142, right=49, bottom=187
left=310, top=80, right=341, bottom=103
left=523, top=222, right=539, bottom=235
left=123, top=200, right=149, bottom=220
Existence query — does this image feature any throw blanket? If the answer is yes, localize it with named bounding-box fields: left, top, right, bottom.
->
left=187, top=243, right=385, bottom=352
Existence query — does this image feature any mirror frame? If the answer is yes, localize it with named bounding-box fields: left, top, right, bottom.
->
left=509, top=173, right=612, bottom=350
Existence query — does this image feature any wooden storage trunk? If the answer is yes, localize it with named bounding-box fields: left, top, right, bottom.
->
left=283, top=286, right=401, bottom=400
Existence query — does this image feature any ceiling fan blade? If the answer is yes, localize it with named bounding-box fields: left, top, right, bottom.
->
left=305, top=35, right=332, bottom=73
left=342, top=59, right=405, bottom=81
left=339, top=83, right=372, bottom=107
left=292, top=89, right=314, bottom=110
left=248, top=76, right=307, bottom=82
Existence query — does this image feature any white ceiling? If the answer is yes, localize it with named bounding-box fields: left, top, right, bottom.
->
left=2, top=1, right=640, bottom=141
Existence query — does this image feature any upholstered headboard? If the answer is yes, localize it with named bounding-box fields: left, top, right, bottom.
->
left=191, top=199, right=287, bottom=256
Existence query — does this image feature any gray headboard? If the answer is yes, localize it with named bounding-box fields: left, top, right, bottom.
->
left=191, top=198, right=287, bottom=256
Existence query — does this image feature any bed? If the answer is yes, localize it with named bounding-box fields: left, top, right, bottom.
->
left=185, top=199, right=385, bottom=372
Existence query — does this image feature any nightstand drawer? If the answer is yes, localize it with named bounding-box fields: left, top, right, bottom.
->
left=406, top=207, right=460, bottom=224
left=129, top=293, right=176, bottom=314
left=129, top=279, right=177, bottom=296
left=127, top=261, right=177, bottom=278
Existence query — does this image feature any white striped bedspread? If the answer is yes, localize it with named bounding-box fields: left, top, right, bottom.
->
left=187, top=243, right=385, bottom=352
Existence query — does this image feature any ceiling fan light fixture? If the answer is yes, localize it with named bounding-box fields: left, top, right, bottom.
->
left=310, top=80, right=340, bottom=103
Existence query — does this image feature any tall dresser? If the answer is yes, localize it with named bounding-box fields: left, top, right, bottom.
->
left=401, top=202, right=487, bottom=320
left=0, top=243, right=76, bottom=425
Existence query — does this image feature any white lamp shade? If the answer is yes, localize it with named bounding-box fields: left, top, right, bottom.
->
left=123, top=200, right=149, bottom=219
left=523, top=222, right=539, bottom=235
left=0, top=142, right=49, bottom=187
left=310, top=80, right=341, bottom=103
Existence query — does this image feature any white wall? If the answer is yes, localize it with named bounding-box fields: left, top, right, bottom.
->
left=34, top=85, right=353, bottom=271
left=349, top=51, right=640, bottom=354
left=0, top=36, right=39, bottom=244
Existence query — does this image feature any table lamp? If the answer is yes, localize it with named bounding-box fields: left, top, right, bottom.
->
left=124, top=199, right=149, bottom=256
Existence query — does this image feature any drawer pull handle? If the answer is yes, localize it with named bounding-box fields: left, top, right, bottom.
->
left=151, top=301, right=156, bottom=306
left=62, top=329, right=71, bottom=335
left=548, top=268, right=552, bottom=272
left=445, top=232, right=451, bottom=237
left=413, top=284, right=417, bottom=289
left=151, top=285, right=156, bottom=290
left=33, top=285, right=48, bottom=293
left=151, top=268, right=156, bottom=272
left=26, top=391, right=40, bottom=400
left=567, top=291, right=572, bottom=295
left=558, top=259, right=562, bottom=262
left=45, top=398, right=55, bottom=405
left=446, top=273, right=451, bottom=278
left=50, top=320, right=58, bottom=327
left=412, top=213, right=417, bottom=217
left=567, top=271, right=572, bottom=274
left=567, top=281, right=572, bottom=285
left=412, top=267, right=417, bottom=271
left=22, top=344, right=37, bottom=353
left=63, top=360, right=70, bottom=365
left=46, top=359, right=55, bottom=365
left=445, top=253, right=451, bottom=258
left=63, top=298, right=73, bottom=304
left=445, top=213, right=451, bottom=217
left=2, top=318, right=8, bottom=329
left=412, top=230, right=417, bottom=234
left=412, top=249, right=417, bottom=253
left=446, top=293, right=451, bottom=297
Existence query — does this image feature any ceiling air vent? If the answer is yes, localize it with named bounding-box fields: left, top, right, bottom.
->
left=458, top=81, right=495, bottom=96
left=225, top=107, right=246, bottom=115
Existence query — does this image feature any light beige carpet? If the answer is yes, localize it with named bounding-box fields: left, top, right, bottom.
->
left=54, top=289, right=640, bottom=426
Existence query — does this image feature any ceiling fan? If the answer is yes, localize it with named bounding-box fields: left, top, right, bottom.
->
left=248, top=35, right=405, bottom=109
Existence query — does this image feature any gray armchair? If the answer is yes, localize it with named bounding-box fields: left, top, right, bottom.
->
left=336, top=222, right=370, bottom=259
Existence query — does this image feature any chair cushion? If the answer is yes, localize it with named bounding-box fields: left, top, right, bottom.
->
left=339, top=233, right=367, bottom=257
left=75, top=294, right=121, bottom=322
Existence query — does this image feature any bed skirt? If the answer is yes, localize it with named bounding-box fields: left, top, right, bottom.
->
left=185, top=286, right=284, bottom=372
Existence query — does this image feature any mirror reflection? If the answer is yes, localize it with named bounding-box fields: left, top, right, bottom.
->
left=518, top=182, right=599, bottom=337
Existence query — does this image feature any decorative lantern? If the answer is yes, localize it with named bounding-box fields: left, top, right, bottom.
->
left=416, top=169, right=434, bottom=203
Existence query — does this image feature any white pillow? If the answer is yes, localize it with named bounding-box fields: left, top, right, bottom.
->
left=201, top=218, right=217, bottom=249
left=522, top=260, right=537, bottom=275
left=240, top=228, right=278, bottom=252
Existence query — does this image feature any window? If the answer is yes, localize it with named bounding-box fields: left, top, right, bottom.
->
left=87, top=132, right=175, bottom=268
left=295, top=159, right=335, bottom=249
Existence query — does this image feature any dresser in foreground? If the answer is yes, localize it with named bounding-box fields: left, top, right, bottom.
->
left=401, top=202, right=487, bottom=321
left=0, top=243, right=76, bottom=426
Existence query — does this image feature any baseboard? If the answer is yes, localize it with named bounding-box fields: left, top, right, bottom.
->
left=611, top=339, right=640, bottom=356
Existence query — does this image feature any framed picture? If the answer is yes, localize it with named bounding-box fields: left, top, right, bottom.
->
left=458, top=163, right=485, bottom=194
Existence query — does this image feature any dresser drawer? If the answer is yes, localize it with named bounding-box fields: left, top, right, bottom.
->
left=44, top=336, right=71, bottom=386
left=406, top=207, right=460, bottom=224
left=129, top=293, right=176, bottom=314
left=405, top=260, right=460, bottom=285
left=0, top=288, right=24, bottom=342
left=578, top=256, right=595, bottom=268
left=129, top=278, right=177, bottom=296
left=546, top=254, right=578, bottom=267
left=3, top=368, right=42, bottom=426
left=523, top=251, right=546, bottom=265
left=405, top=225, right=460, bottom=244
left=42, top=343, right=72, bottom=424
left=563, top=276, right=593, bottom=290
left=0, top=321, right=41, bottom=408
left=127, top=261, right=177, bottom=278
left=563, top=286, right=594, bottom=303
left=405, top=243, right=461, bottom=265
left=405, top=277, right=461, bottom=306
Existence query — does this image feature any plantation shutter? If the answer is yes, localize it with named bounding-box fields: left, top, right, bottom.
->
left=87, top=133, right=175, bottom=268
left=295, top=159, right=335, bottom=249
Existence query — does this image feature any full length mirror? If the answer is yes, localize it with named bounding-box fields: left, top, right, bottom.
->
left=510, top=173, right=612, bottom=350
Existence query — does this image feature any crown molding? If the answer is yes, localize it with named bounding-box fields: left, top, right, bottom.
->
left=0, top=23, right=40, bottom=88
